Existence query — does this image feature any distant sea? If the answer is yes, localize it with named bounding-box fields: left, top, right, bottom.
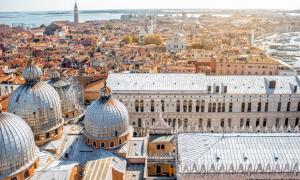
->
left=0, top=11, right=125, bottom=27
left=0, top=10, right=299, bottom=28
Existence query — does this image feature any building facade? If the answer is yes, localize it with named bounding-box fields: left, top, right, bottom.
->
left=107, top=73, right=300, bottom=136
left=166, top=32, right=186, bottom=53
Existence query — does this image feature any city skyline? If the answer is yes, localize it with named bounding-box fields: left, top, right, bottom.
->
left=0, top=0, right=299, bottom=12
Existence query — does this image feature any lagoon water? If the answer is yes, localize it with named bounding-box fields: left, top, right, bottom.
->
left=0, top=11, right=124, bottom=26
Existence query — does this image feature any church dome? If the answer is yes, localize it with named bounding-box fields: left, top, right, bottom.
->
left=8, top=64, right=63, bottom=144
left=0, top=110, right=39, bottom=179
left=49, top=72, right=80, bottom=118
left=84, top=82, right=129, bottom=140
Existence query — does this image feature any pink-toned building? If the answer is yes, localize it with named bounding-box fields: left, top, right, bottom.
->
left=215, top=55, right=279, bottom=75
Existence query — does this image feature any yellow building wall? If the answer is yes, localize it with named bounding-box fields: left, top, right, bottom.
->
left=147, top=163, right=175, bottom=177
left=112, top=168, right=124, bottom=180
left=148, top=142, right=174, bottom=155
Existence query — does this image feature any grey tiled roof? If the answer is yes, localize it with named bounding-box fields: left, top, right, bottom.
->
left=178, top=133, right=300, bottom=174
left=107, top=73, right=300, bottom=94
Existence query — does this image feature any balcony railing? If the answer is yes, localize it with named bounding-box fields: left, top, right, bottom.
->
left=147, top=152, right=175, bottom=161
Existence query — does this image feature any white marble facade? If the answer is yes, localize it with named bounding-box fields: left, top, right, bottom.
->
left=107, top=73, right=300, bottom=136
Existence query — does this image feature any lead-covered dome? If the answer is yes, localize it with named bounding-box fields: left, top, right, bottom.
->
left=8, top=63, right=63, bottom=144
left=48, top=71, right=80, bottom=119
left=84, top=82, right=129, bottom=140
left=0, top=110, right=39, bottom=179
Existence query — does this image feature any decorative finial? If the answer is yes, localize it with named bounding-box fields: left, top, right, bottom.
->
left=100, top=80, right=112, bottom=98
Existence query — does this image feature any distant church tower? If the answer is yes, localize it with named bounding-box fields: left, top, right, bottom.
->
left=74, top=2, right=79, bottom=24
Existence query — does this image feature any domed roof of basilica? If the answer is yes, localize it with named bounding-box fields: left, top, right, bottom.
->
left=84, top=82, right=129, bottom=140
left=0, top=107, right=39, bottom=179
left=48, top=71, right=79, bottom=115
left=8, top=63, right=63, bottom=135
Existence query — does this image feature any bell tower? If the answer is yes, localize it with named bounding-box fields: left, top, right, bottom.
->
left=74, top=2, right=79, bottom=24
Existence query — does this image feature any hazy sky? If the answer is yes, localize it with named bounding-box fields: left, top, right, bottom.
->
left=0, top=0, right=299, bottom=12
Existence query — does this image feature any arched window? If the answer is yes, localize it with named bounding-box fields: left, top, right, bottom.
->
left=161, top=100, right=165, bottom=112
left=207, top=119, right=211, bottom=128
left=93, top=141, right=96, bottom=147
left=229, top=102, right=233, bottom=112
left=135, top=100, right=139, bottom=112
left=101, top=142, right=105, bottom=148
left=119, top=139, right=122, bottom=145
left=217, top=102, right=221, bottom=112
left=241, top=102, right=245, bottom=112
left=198, top=119, right=203, bottom=128
left=201, top=100, right=205, bottom=112
left=110, top=142, right=114, bottom=147
left=277, top=102, right=281, bottom=112
left=228, top=119, right=232, bottom=127
left=287, top=102, right=291, bottom=112
left=138, top=118, right=142, bottom=127
left=285, top=118, right=289, bottom=127
left=247, top=102, right=251, bottom=112
left=183, top=100, right=187, bottom=112
left=220, top=119, right=224, bottom=127
left=188, top=100, right=192, bottom=112
left=196, top=100, right=200, bottom=112
left=208, top=103, right=212, bottom=112
left=178, top=119, right=182, bottom=127
left=246, top=119, right=250, bottom=127
left=140, top=100, right=144, bottom=112
left=221, top=103, right=225, bottom=112
left=257, top=102, right=261, bottom=112
left=240, top=119, right=244, bottom=127
left=265, top=102, right=269, bottom=112
left=176, top=100, right=181, bottom=112
left=184, top=119, right=188, bottom=128
left=152, top=118, right=155, bottom=125
left=212, top=103, right=216, bottom=112
left=256, top=118, right=260, bottom=127
left=151, top=100, right=155, bottom=112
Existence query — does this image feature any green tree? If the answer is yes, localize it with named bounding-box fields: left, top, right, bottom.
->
left=132, top=35, right=140, bottom=44
left=121, top=35, right=133, bottom=44
left=144, top=34, right=163, bottom=45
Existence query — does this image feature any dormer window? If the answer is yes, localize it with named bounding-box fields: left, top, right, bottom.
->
left=269, top=80, right=276, bottom=89
left=216, top=86, right=220, bottom=93
left=224, top=86, right=228, bottom=93
left=208, top=86, right=211, bottom=92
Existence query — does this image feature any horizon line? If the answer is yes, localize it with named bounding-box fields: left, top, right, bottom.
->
left=0, top=8, right=299, bottom=13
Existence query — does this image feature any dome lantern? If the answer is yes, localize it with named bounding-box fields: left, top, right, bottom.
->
left=22, top=60, right=43, bottom=85
left=100, top=81, right=112, bottom=99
